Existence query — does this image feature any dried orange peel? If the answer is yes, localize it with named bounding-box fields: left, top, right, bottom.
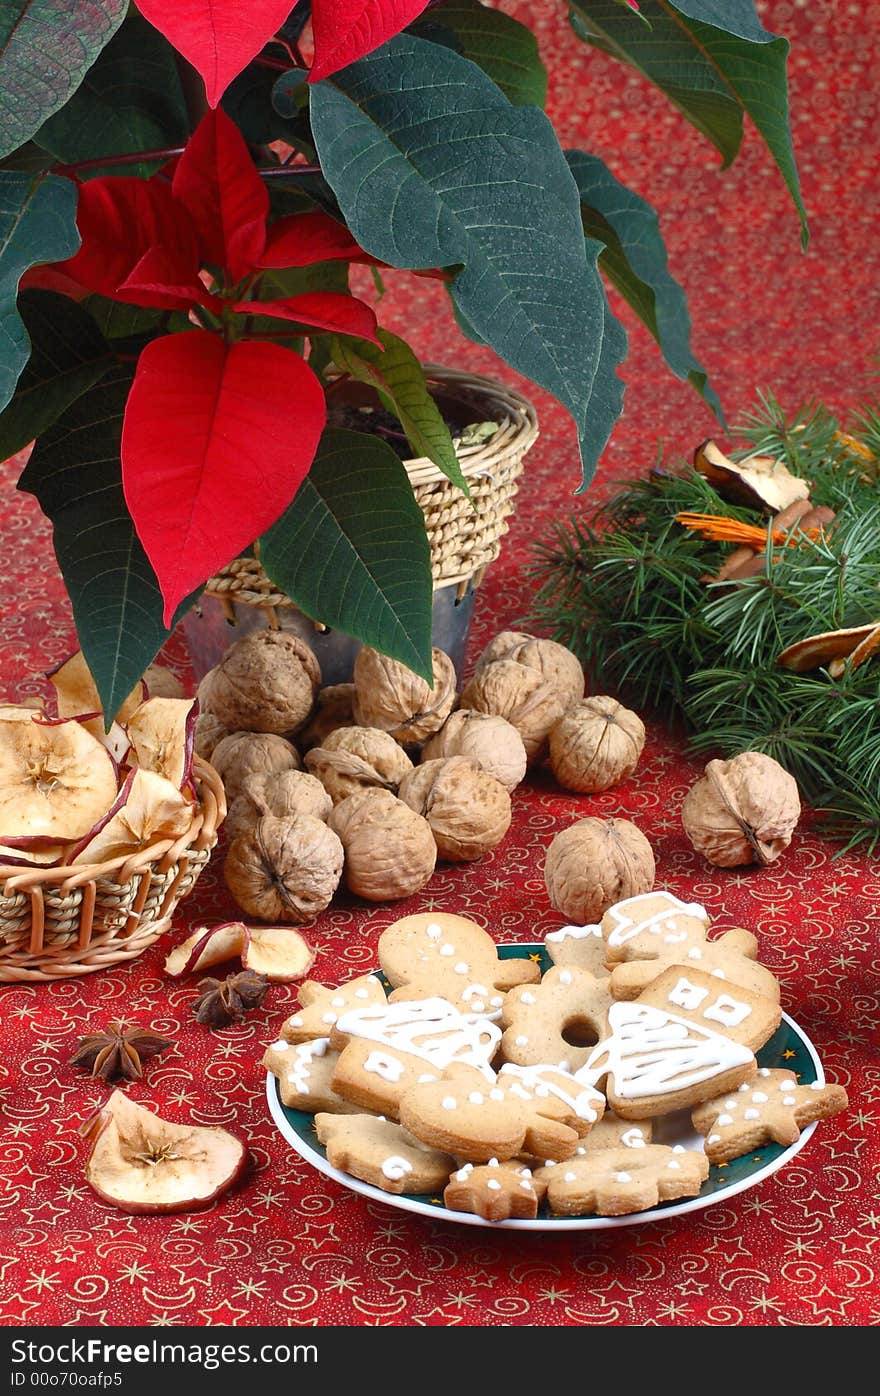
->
left=776, top=621, right=880, bottom=675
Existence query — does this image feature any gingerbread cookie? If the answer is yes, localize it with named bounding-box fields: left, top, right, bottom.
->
left=580, top=998, right=756, bottom=1120
left=535, top=1144, right=709, bottom=1217
left=313, top=1113, right=455, bottom=1194
left=608, top=924, right=780, bottom=1004
left=601, top=891, right=710, bottom=964
left=633, top=964, right=780, bottom=1052
left=264, top=1037, right=362, bottom=1114
left=692, top=1067, right=849, bottom=1163
left=496, top=1063, right=605, bottom=1134
left=283, top=973, right=387, bottom=1043
left=378, top=912, right=540, bottom=1016
left=500, top=965, right=613, bottom=1072
left=544, top=923, right=609, bottom=977
left=444, top=1159, right=547, bottom=1222
left=399, top=1063, right=582, bottom=1164
left=574, top=1112, right=653, bottom=1154
left=329, top=997, right=500, bottom=1116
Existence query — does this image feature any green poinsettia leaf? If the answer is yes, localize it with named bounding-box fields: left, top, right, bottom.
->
left=0, top=171, right=80, bottom=413
left=571, top=0, right=806, bottom=245
left=577, top=246, right=627, bottom=491
left=330, top=328, right=469, bottom=497
left=412, top=0, right=547, bottom=107
left=0, top=0, right=127, bottom=160
left=259, top=428, right=434, bottom=681
left=311, top=35, right=614, bottom=488
left=16, top=365, right=196, bottom=719
left=34, top=13, right=188, bottom=176
left=565, top=148, right=723, bottom=421
left=0, top=289, right=115, bottom=459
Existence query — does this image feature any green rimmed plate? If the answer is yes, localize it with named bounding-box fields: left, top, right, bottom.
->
left=265, top=943, right=824, bottom=1230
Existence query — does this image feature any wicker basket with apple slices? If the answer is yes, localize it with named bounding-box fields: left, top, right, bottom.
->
left=0, top=653, right=225, bottom=983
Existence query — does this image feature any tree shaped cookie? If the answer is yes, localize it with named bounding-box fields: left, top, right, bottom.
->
left=378, top=912, right=540, bottom=1015
left=544, top=922, right=609, bottom=977
left=314, top=1113, right=455, bottom=1194
left=692, top=1067, right=849, bottom=1162
left=282, top=973, right=387, bottom=1043
left=264, top=1037, right=362, bottom=1114
left=500, top=965, right=612, bottom=1072
left=444, top=1159, right=547, bottom=1221
left=535, top=1144, right=709, bottom=1216
left=329, top=997, right=501, bottom=1116
left=399, top=1062, right=583, bottom=1163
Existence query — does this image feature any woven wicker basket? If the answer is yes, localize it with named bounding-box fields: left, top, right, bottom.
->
left=0, top=757, right=226, bottom=983
left=204, top=367, right=539, bottom=615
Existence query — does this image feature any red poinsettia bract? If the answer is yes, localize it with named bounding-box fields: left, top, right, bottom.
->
left=137, top=0, right=433, bottom=105
left=56, top=108, right=379, bottom=625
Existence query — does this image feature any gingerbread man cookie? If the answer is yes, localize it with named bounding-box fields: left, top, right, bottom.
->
left=444, top=1159, right=547, bottom=1221
left=601, top=890, right=710, bottom=964
left=314, top=1113, right=455, bottom=1194
left=496, top=1063, right=605, bottom=1134
left=398, top=1063, right=582, bottom=1164
left=543, top=923, right=609, bottom=977
left=535, top=1144, right=709, bottom=1217
left=500, top=965, right=612, bottom=1072
left=608, top=925, right=780, bottom=1004
left=282, top=973, right=387, bottom=1043
left=378, top=912, right=540, bottom=1015
left=264, top=1037, right=363, bottom=1114
left=692, top=1067, right=849, bottom=1163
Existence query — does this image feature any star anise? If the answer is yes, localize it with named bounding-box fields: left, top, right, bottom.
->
left=70, top=1022, right=174, bottom=1081
left=193, top=969, right=270, bottom=1027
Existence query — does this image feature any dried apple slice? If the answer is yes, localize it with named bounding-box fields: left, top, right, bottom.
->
left=79, top=714, right=131, bottom=765
left=242, top=924, right=315, bottom=983
left=49, top=650, right=145, bottom=724
left=0, top=714, right=118, bottom=842
left=81, top=1090, right=246, bottom=1214
left=0, top=840, right=65, bottom=867
left=163, top=921, right=248, bottom=977
left=71, top=768, right=194, bottom=864
left=126, top=696, right=197, bottom=788
left=695, top=439, right=810, bottom=513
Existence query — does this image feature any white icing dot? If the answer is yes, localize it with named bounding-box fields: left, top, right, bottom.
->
left=707, top=1134, right=721, bottom=1144
left=743, top=1109, right=760, bottom=1120
left=759, top=1067, right=771, bottom=1076
left=716, top=1114, right=734, bottom=1126
left=488, top=1157, right=499, bottom=1167
left=520, top=1180, right=533, bottom=1191
left=381, top=1156, right=412, bottom=1182
left=615, top=1172, right=632, bottom=1183
left=558, top=1060, right=571, bottom=1074
left=559, top=970, right=573, bottom=985
left=515, top=1035, right=528, bottom=1046
left=454, top=962, right=469, bottom=975
left=287, top=1016, right=303, bottom=1027
left=782, top=1096, right=797, bottom=1106
left=440, top=945, right=455, bottom=957
left=442, top=1097, right=457, bottom=1110
left=490, top=996, right=503, bottom=1007
left=468, top=1091, right=484, bottom=1105
left=672, top=1145, right=685, bottom=1154
left=471, top=1001, right=485, bottom=1013
left=711, top=968, right=727, bottom=979
left=738, top=1083, right=750, bottom=1093
left=724, top=1100, right=736, bottom=1109
left=489, top=1089, right=504, bottom=1101
left=417, top=1073, right=434, bottom=1083
left=535, top=1085, right=549, bottom=1098
left=667, top=1160, right=680, bottom=1170
left=544, top=1160, right=556, bottom=1168
left=519, top=992, right=536, bottom=1005
left=355, top=988, right=369, bottom=999
left=576, top=1147, right=586, bottom=1156
left=687, top=947, right=703, bottom=960
left=519, top=1167, right=532, bottom=1177
left=426, top=923, right=443, bottom=940
left=455, top=1168, right=470, bottom=1182
left=564, top=1171, right=577, bottom=1182
left=752, top=1092, right=769, bottom=1104
left=780, top=1079, right=797, bottom=1091
left=487, top=1179, right=502, bottom=1191
left=810, top=1081, right=824, bottom=1091
left=271, top=1040, right=289, bottom=1052
left=321, top=1012, right=337, bottom=1024
left=331, top=997, right=345, bottom=1008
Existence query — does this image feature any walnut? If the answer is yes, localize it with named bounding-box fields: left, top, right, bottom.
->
left=298, top=684, right=356, bottom=751
left=398, top=755, right=511, bottom=862
left=304, top=726, right=413, bottom=804
left=144, top=664, right=186, bottom=699
left=224, top=769, right=333, bottom=843
left=193, top=711, right=231, bottom=762
left=224, top=814, right=343, bottom=924
left=459, top=658, right=564, bottom=765
left=681, top=752, right=801, bottom=867
left=328, top=788, right=436, bottom=901
left=549, top=697, right=645, bottom=794
left=421, top=709, right=527, bottom=792
left=544, top=817, right=655, bottom=924
left=352, top=647, right=456, bottom=745
left=476, top=631, right=584, bottom=711
left=202, top=630, right=321, bottom=735
left=210, top=731, right=301, bottom=803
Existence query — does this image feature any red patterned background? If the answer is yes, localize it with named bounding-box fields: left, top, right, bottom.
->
left=1, top=1, right=878, bottom=1327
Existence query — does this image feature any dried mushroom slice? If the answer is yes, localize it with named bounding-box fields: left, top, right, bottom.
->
left=0, top=714, right=118, bottom=843
left=126, top=696, right=197, bottom=788
left=49, top=650, right=145, bottom=724
left=71, top=767, right=194, bottom=865
left=694, top=439, right=810, bottom=513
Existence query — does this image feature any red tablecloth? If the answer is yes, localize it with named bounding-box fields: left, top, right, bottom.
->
left=2, top=3, right=878, bottom=1328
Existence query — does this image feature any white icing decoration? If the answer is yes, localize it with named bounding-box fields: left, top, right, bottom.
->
left=417, top=1073, right=434, bottom=1083
left=489, top=1089, right=504, bottom=1101
left=711, top=969, right=727, bottom=979
left=725, top=1100, right=736, bottom=1108
left=535, top=1085, right=549, bottom=1098
left=759, top=1067, right=771, bottom=1076
left=667, top=977, right=709, bottom=1011
left=743, top=1109, right=760, bottom=1120
left=707, top=1134, right=721, bottom=1144
left=468, top=1092, right=484, bottom=1105
left=667, top=1160, right=680, bottom=1170
left=716, top=1113, right=734, bottom=1126
left=334, top=998, right=500, bottom=1077
left=285, top=1038, right=330, bottom=1094
left=500, top=1063, right=602, bottom=1123
left=783, top=1096, right=797, bottom=1106
left=751, top=1091, right=769, bottom=1103
left=558, top=1060, right=571, bottom=1074
left=672, top=1145, right=685, bottom=1154
left=471, top=1002, right=485, bottom=1013
left=425, top=923, right=443, bottom=941
left=487, top=1179, right=502, bottom=1191
left=576, top=1002, right=754, bottom=1100
left=439, top=945, right=455, bottom=957
left=519, top=992, right=536, bottom=1005
left=355, top=988, right=370, bottom=1000
left=490, top=996, right=503, bottom=1007
left=454, top=962, right=469, bottom=975
left=810, top=1082, right=824, bottom=1090
left=703, top=993, right=752, bottom=1028
left=738, top=1083, right=750, bottom=1092
left=664, top=932, right=688, bottom=944
left=488, top=1158, right=499, bottom=1167
left=604, top=892, right=707, bottom=948
left=455, top=1167, right=471, bottom=1181
left=287, top=1015, right=303, bottom=1027
left=271, top=1040, right=289, bottom=1052
left=442, top=1097, right=457, bottom=1110
left=546, top=923, right=602, bottom=943
left=331, top=997, right=345, bottom=1008
left=363, top=1050, right=406, bottom=1083
left=322, top=1011, right=337, bottom=1024
left=621, top=1128, right=646, bottom=1149
left=515, top=1035, right=529, bottom=1046
left=564, top=1172, right=577, bottom=1183
left=462, top=983, right=490, bottom=1002
left=520, top=1180, right=533, bottom=1190
left=381, top=1156, right=413, bottom=1181
left=687, top=948, right=703, bottom=960
left=559, top=970, right=573, bottom=985
left=615, top=1172, right=632, bottom=1183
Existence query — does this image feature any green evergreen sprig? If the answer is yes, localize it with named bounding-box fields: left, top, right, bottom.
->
left=529, top=394, right=880, bottom=851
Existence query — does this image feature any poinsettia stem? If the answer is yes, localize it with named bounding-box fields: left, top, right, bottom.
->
left=253, top=55, right=292, bottom=73
left=53, top=147, right=186, bottom=175
left=258, top=164, right=322, bottom=178
left=271, top=34, right=308, bottom=68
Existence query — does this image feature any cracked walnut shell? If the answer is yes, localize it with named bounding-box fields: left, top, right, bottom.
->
left=201, top=630, right=321, bottom=735
left=549, top=697, right=645, bottom=794
left=224, top=769, right=332, bottom=844
left=681, top=752, right=801, bottom=867
left=398, top=755, right=512, bottom=862
left=224, top=813, right=343, bottom=924
left=421, top=709, right=527, bottom=792
left=210, top=731, right=301, bottom=804
left=544, top=817, right=655, bottom=924
left=305, top=726, right=413, bottom=804
left=475, top=631, right=585, bottom=711
left=328, top=788, right=436, bottom=901
left=459, top=658, right=565, bottom=765
left=352, top=647, right=456, bottom=745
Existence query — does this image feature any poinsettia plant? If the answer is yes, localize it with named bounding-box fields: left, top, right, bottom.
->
left=0, top=0, right=805, bottom=717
